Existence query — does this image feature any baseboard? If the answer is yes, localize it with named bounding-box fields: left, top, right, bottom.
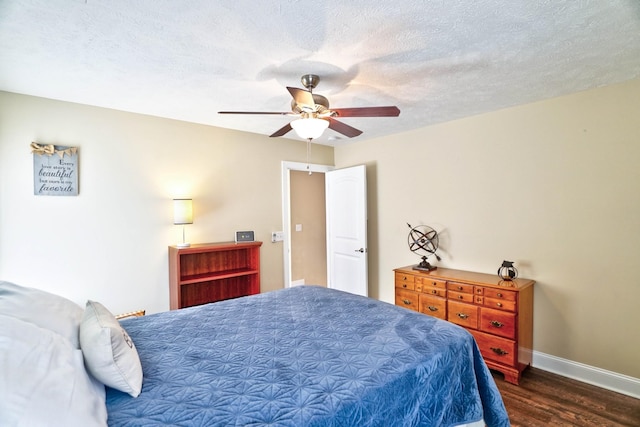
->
left=532, top=351, right=640, bottom=399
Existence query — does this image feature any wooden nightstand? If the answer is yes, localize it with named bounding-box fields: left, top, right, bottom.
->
left=394, top=266, right=534, bottom=384
left=169, top=241, right=262, bottom=309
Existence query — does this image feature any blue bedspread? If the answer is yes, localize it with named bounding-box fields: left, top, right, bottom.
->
left=106, top=286, right=509, bottom=426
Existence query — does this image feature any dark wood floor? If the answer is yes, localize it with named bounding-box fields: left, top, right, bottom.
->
left=493, top=368, right=640, bottom=426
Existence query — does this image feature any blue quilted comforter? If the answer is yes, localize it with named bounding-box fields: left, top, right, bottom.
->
left=106, top=286, right=509, bottom=426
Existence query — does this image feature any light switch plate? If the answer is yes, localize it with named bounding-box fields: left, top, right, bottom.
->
left=235, top=230, right=254, bottom=242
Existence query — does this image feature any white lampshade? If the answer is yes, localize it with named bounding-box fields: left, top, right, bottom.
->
left=173, top=199, right=193, bottom=225
left=290, top=118, right=329, bottom=139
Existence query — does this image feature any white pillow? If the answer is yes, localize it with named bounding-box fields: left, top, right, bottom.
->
left=0, top=281, right=84, bottom=348
left=0, top=314, right=107, bottom=427
left=80, top=300, right=143, bottom=397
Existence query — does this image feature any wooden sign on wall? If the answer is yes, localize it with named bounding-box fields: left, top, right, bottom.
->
left=31, top=142, right=79, bottom=196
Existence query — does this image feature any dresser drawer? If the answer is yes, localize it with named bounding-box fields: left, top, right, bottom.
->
left=418, top=277, right=446, bottom=292
left=395, top=288, right=419, bottom=311
left=419, top=294, right=446, bottom=319
left=395, top=272, right=415, bottom=290
left=447, top=281, right=474, bottom=294
left=447, top=300, right=478, bottom=329
left=470, top=330, right=517, bottom=367
left=484, top=288, right=516, bottom=301
left=484, top=297, right=516, bottom=312
left=480, top=308, right=516, bottom=339
left=448, top=290, right=475, bottom=303
left=424, top=287, right=446, bottom=297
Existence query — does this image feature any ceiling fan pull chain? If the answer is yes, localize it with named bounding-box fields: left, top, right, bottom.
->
left=306, top=138, right=312, bottom=175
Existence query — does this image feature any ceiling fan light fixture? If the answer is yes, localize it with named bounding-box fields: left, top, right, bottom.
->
left=219, top=74, right=399, bottom=139
left=290, top=118, right=329, bottom=140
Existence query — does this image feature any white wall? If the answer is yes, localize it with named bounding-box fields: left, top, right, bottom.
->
left=335, top=78, right=640, bottom=379
left=0, top=92, right=333, bottom=314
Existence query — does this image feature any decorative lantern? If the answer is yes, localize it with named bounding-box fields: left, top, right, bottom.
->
left=498, top=260, right=518, bottom=281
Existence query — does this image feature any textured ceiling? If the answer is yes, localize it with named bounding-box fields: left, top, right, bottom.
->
left=1, top=1, right=640, bottom=146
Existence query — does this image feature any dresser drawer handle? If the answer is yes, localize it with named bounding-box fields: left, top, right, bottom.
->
left=456, top=313, right=469, bottom=319
left=497, top=292, right=503, bottom=297
left=403, top=276, right=407, bottom=280
left=431, top=281, right=437, bottom=286
left=431, top=290, right=437, bottom=294
left=402, top=299, right=412, bottom=305
left=458, top=295, right=464, bottom=300
left=490, top=320, right=504, bottom=328
left=457, top=286, right=463, bottom=290
left=496, top=302, right=503, bottom=307
left=490, top=347, right=509, bottom=356
left=402, top=284, right=407, bottom=288
left=428, top=306, right=438, bottom=312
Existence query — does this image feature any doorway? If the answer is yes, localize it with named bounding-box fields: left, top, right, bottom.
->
left=281, top=161, right=333, bottom=288
left=281, top=162, right=369, bottom=297
left=290, top=170, right=327, bottom=286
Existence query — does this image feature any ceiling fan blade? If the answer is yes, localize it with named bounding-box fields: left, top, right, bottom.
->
left=287, top=87, right=315, bottom=106
left=270, top=123, right=293, bottom=137
left=327, top=118, right=363, bottom=138
left=331, top=106, right=400, bottom=117
left=218, top=111, right=291, bottom=115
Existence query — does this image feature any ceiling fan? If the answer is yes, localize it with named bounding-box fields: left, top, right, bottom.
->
left=218, top=74, right=400, bottom=139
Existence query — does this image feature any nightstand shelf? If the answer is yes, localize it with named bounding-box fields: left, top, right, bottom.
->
left=169, top=241, right=262, bottom=309
left=179, top=268, right=259, bottom=285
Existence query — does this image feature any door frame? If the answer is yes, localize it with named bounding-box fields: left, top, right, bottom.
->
left=281, top=161, right=334, bottom=288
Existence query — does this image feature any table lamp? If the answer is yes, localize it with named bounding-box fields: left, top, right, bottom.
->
left=173, top=198, right=193, bottom=248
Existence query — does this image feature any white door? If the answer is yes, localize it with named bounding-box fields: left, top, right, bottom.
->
left=325, top=165, right=368, bottom=296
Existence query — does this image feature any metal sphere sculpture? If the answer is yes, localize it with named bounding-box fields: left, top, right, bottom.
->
left=407, top=223, right=441, bottom=271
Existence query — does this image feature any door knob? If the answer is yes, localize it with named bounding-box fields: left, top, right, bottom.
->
left=354, top=248, right=366, bottom=253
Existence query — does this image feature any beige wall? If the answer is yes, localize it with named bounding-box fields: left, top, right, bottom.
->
left=290, top=170, right=327, bottom=286
left=2, top=78, right=639, bottom=380
left=0, top=91, right=334, bottom=314
left=335, top=78, right=640, bottom=378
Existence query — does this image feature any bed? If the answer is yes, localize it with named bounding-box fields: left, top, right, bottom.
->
left=1, top=281, right=509, bottom=427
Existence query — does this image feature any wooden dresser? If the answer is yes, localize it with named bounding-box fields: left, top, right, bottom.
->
left=169, top=241, right=262, bottom=310
left=394, top=265, right=534, bottom=384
